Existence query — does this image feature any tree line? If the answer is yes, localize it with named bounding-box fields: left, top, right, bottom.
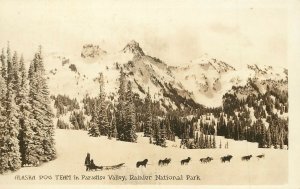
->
left=60, top=62, right=288, bottom=150
left=219, top=84, right=288, bottom=149
left=0, top=44, right=56, bottom=174
left=87, top=69, right=138, bottom=141
left=51, top=94, right=80, bottom=117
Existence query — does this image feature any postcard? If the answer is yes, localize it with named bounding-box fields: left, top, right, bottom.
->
left=0, top=0, right=299, bottom=189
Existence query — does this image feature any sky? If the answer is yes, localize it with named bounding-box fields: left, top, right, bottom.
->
left=0, top=0, right=288, bottom=68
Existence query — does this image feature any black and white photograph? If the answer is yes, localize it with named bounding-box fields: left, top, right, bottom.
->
left=0, top=0, right=299, bottom=188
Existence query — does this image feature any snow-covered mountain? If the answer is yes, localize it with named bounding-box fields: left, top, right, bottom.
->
left=44, top=40, right=288, bottom=109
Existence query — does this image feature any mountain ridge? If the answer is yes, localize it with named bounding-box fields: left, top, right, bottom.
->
left=44, top=40, right=288, bottom=109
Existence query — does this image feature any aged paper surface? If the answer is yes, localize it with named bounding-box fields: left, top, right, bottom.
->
left=0, top=0, right=299, bottom=189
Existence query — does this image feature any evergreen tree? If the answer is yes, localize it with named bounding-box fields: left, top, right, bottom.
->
left=199, top=132, right=204, bottom=149
left=255, top=119, right=266, bottom=148
left=189, top=122, right=195, bottom=138
left=195, top=132, right=199, bottom=145
left=153, top=117, right=161, bottom=145
left=0, top=82, right=21, bottom=173
left=261, top=123, right=267, bottom=148
left=204, top=134, right=208, bottom=148
left=88, top=101, right=99, bottom=134
left=73, top=118, right=79, bottom=130
left=266, top=128, right=272, bottom=148
left=57, top=119, right=69, bottom=129
left=0, top=48, right=7, bottom=81
left=0, top=74, right=6, bottom=103
left=160, top=121, right=167, bottom=147
left=0, top=76, right=7, bottom=171
left=213, top=134, right=216, bottom=148
left=97, top=73, right=109, bottom=136
left=116, top=67, right=126, bottom=140
left=226, top=120, right=233, bottom=139
left=12, top=52, right=21, bottom=96
left=18, top=61, right=39, bottom=166
left=233, top=116, right=240, bottom=140
left=144, top=88, right=153, bottom=137
left=28, top=47, right=56, bottom=162
left=28, top=56, right=43, bottom=161
left=14, top=55, right=24, bottom=104
left=164, top=117, right=173, bottom=141
left=39, top=48, right=56, bottom=161
left=124, top=81, right=137, bottom=142
left=88, top=122, right=100, bottom=137
left=6, top=44, right=13, bottom=87
left=219, top=115, right=227, bottom=136
left=109, top=115, right=118, bottom=139
left=279, top=131, right=284, bottom=149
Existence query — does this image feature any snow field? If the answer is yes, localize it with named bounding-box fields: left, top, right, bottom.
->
left=0, top=129, right=287, bottom=185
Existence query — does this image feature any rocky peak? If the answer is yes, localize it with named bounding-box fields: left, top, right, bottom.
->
left=81, top=44, right=107, bottom=58
left=122, top=40, right=145, bottom=57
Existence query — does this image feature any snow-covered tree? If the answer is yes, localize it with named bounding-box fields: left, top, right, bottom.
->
left=0, top=82, right=21, bottom=173
left=204, top=134, right=209, bottom=148
left=143, top=88, right=153, bottom=137
left=88, top=122, right=100, bottom=137
left=6, top=45, right=13, bottom=87
left=266, top=128, right=272, bottom=148
left=279, top=131, right=284, bottom=149
left=160, top=121, right=167, bottom=147
left=153, top=117, right=161, bottom=146
left=97, top=73, right=109, bottom=136
left=14, top=55, right=23, bottom=104
left=18, top=60, right=39, bottom=166
left=108, top=115, right=117, bottom=139
left=0, top=74, right=6, bottom=103
left=116, top=67, right=126, bottom=141
left=213, top=134, right=216, bottom=148
left=12, top=52, right=21, bottom=96
left=124, top=81, right=137, bottom=142
left=209, top=135, right=212, bottom=148
left=195, top=132, right=199, bottom=145
left=199, top=132, right=204, bottom=149
left=254, top=119, right=266, bottom=148
left=0, top=48, right=7, bottom=81
left=28, top=47, right=56, bottom=162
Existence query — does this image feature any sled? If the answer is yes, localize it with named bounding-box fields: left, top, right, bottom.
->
left=100, top=163, right=125, bottom=170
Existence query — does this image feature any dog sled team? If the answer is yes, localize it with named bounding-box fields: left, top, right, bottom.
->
left=84, top=152, right=265, bottom=171
left=136, top=153, right=265, bottom=167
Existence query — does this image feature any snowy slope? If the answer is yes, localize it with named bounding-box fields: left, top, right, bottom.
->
left=0, top=129, right=288, bottom=185
left=171, top=54, right=244, bottom=107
